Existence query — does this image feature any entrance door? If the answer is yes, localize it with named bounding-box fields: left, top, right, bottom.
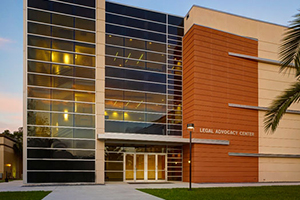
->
left=124, top=153, right=166, bottom=182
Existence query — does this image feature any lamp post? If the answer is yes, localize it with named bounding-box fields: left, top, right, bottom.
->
left=187, top=123, right=194, bottom=191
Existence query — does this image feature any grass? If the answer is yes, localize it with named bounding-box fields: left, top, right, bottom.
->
left=0, top=191, right=51, bottom=200
left=139, top=186, right=300, bottom=200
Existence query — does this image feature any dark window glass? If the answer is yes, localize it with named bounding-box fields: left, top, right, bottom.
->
left=168, top=15, right=184, bottom=26
left=105, top=162, right=123, bottom=171
left=28, top=22, right=51, bottom=36
left=168, top=70, right=182, bottom=76
left=168, top=177, right=182, bottom=181
left=106, top=13, right=166, bottom=33
left=28, top=87, right=51, bottom=99
left=59, top=0, right=95, bottom=7
left=168, top=125, right=182, bottom=130
left=168, top=90, right=182, bottom=95
left=168, top=35, right=182, bottom=41
left=168, top=75, right=182, bottom=81
left=168, top=44, right=182, bottom=51
left=168, top=79, right=182, bottom=85
left=106, top=2, right=166, bottom=23
left=105, top=152, right=123, bottom=161
left=168, top=120, right=182, bottom=124
left=168, top=26, right=184, bottom=36
left=168, top=95, right=182, bottom=101
left=27, top=138, right=95, bottom=149
left=27, top=126, right=95, bottom=139
left=28, top=9, right=51, bottom=23
left=168, top=50, right=182, bottom=56
left=52, top=26, right=74, bottom=40
left=105, top=67, right=166, bottom=83
left=168, top=55, right=182, bottom=60
left=106, top=24, right=166, bottom=43
left=168, top=85, right=182, bottom=91
left=168, top=40, right=182, bottom=46
left=75, top=18, right=95, bottom=31
left=27, top=172, right=95, bottom=183
left=28, top=149, right=95, bottom=159
left=105, top=78, right=166, bottom=93
left=52, top=38, right=74, bottom=52
left=52, top=13, right=73, bottom=27
left=28, top=0, right=95, bottom=19
left=27, top=111, right=50, bottom=126
left=75, top=30, right=95, bottom=43
left=28, top=160, right=95, bottom=170
left=168, top=111, right=182, bottom=115
left=105, top=172, right=123, bottom=182
left=105, top=121, right=166, bottom=135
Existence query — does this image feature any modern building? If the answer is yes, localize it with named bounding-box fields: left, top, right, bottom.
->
left=0, top=135, right=22, bottom=180
left=23, top=0, right=300, bottom=184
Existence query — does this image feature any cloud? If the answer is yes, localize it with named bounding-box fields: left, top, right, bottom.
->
left=0, top=37, right=14, bottom=47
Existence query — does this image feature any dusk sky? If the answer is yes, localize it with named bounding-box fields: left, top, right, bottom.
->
left=0, top=0, right=299, bottom=132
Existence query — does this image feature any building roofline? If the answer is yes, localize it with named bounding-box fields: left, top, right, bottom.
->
left=0, top=134, right=18, bottom=143
left=185, top=4, right=287, bottom=28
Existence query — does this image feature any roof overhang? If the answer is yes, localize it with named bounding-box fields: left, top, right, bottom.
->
left=97, top=133, right=229, bottom=146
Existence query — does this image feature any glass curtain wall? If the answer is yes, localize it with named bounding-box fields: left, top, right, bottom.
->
left=104, top=2, right=184, bottom=181
left=104, top=2, right=183, bottom=136
left=26, top=0, right=96, bottom=183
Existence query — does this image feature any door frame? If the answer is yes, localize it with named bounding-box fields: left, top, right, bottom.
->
left=123, top=153, right=167, bottom=182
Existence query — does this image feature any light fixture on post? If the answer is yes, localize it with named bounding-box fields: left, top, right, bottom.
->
left=187, top=123, right=194, bottom=191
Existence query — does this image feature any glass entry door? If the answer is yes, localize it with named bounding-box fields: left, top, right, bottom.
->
left=124, top=153, right=166, bottom=182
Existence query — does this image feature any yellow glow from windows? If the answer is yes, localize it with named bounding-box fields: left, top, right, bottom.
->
left=64, top=109, right=69, bottom=121
left=56, top=122, right=59, bottom=131
left=64, top=54, right=70, bottom=64
left=109, top=35, right=112, bottom=37
left=105, top=111, right=108, bottom=115
left=113, top=112, right=118, bottom=116
left=149, top=42, right=152, bottom=44
left=5, top=164, right=11, bottom=167
left=129, top=38, right=133, bottom=41
left=177, top=62, right=181, bottom=65
left=124, top=112, right=128, bottom=119
left=54, top=65, right=60, bottom=74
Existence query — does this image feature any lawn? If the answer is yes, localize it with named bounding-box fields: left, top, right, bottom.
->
left=0, top=191, right=51, bottom=200
left=139, top=186, right=300, bottom=200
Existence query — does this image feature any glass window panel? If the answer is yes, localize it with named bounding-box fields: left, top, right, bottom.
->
left=75, top=18, right=95, bottom=31
left=28, top=149, right=95, bottom=159
left=168, top=85, right=182, bottom=91
left=28, top=87, right=50, bottom=99
left=168, top=40, right=182, bottom=46
left=28, top=22, right=51, bottom=36
left=75, top=103, right=95, bottom=114
left=105, top=110, right=123, bottom=120
left=124, top=91, right=145, bottom=102
left=52, top=26, right=74, bottom=40
left=105, top=100, right=123, bottom=110
left=147, top=52, right=166, bottom=63
left=61, top=0, right=95, bottom=7
left=105, top=172, right=123, bottom=182
left=105, top=89, right=123, bottom=100
left=75, top=54, right=95, bottom=67
left=123, top=112, right=145, bottom=122
left=52, top=13, right=73, bottom=28
left=146, top=93, right=166, bottom=104
left=168, top=55, right=182, bottom=61
left=51, top=127, right=73, bottom=138
left=106, top=24, right=166, bottom=43
left=168, top=35, right=182, bottom=41
left=168, top=120, right=182, bottom=124
left=28, top=35, right=51, bottom=48
left=106, top=34, right=124, bottom=46
left=51, top=112, right=74, bottom=127
left=168, top=15, right=184, bottom=26
left=167, top=130, right=182, bottom=136
left=27, top=111, right=50, bottom=126
left=28, top=9, right=51, bottom=23
left=75, top=92, right=95, bottom=102
left=168, top=110, right=182, bottom=115
left=168, top=90, right=182, bottom=96
left=168, top=79, right=182, bottom=85
left=27, top=126, right=51, bottom=137
left=52, top=76, right=73, bottom=89
left=27, top=138, right=95, bottom=149
left=52, top=101, right=74, bottom=113
left=105, top=56, right=124, bottom=68
left=53, top=89, right=74, bottom=101
left=105, top=121, right=166, bottom=135
left=74, top=129, right=95, bottom=139
left=74, top=79, right=95, bottom=91
left=147, top=113, right=166, bottom=123
left=28, top=48, right=51, bottom=61
left=106, top=46, right=124, bottom=57
left=168, top=50, right=182, bottom=56
left=28, top=160, right=95, bottom=170
left=105, top=162, right=123, bottom=171
left=168, top=125, right=182, bottom=130
left=146, top=62, right=166, bottom=72
left=146, top=41, right=166, bottom=53
left=146, top=104, right=166, bottom=113
left=106, top=2, right=166, bottom=23
left=168, top=44, right=182, bottom=51
left=74, top=115, right=95, bottom=128
left=123, top=102, right=145, bottom=112
left=124, top=37, right=145, bottom=49
left=27, top=172, right=95, bottom=183
left=52, top=51, right=74, bottom=64
left=27, top=99, right=50, bottom=111
left=51, top=64, right=73, bottom=76
left=75, top=30, right=95, bottom=43
left=106, top=13, right=166, bottom=33
left=168, top=26, right=184, bottom=36
left=124, top=58, right=146, bottom=70
left=168, top=70, right=182, bottom=75
left=28, top=74, right=51, bottom=87
left=105, top=153, right=123, bottom=161
left=52, top=39, right=74, bottom=52
left=28, top=61, right=51, bottom=74
left=75, top=67, right=95, bottom=79
left=75, top=43, right=95, bottom=54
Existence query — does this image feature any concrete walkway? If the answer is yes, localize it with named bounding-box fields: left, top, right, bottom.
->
left=1, top=181, right=300, bottom=200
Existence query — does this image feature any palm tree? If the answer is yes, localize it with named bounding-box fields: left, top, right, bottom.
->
left=264, top=11, right=300, bottom=132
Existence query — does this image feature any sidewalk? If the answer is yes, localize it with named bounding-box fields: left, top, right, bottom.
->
left=1, top=181, right=300, bottom=200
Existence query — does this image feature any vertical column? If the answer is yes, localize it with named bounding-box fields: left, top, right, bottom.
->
left=95, top=0, right=106, bottom=184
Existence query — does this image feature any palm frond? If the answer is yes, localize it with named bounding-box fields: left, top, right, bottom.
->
left=264, top=82, right=300, bottom=133
left=279, top=12, right=300, bottom=76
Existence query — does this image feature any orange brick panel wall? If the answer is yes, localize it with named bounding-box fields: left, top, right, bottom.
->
left=182, top=24, right=258, bottom=183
